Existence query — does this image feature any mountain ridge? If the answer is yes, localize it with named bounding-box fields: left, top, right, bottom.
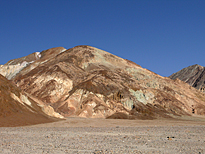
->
left=169, top=64, right=205, bottom=93
left=0, top=45, right=205, bottom=122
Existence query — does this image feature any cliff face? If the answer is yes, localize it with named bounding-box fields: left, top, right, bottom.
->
left=169, top=64, right=205, bottom=93
left=0, top=74, right=62, bottom=127
left=1, top=46, right=205, bottom=120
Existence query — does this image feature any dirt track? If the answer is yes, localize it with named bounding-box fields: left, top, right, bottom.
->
left=0, top=117, right=205, bottom=154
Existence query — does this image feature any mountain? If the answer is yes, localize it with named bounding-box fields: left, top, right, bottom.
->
left=0, top=74, right=63, bottom=127
left=169, top=64, right=205, bottom=93
left=1, top=45, right=205, bottom=120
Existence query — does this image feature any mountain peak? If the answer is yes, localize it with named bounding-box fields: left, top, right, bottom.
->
left=169, top=64, right=205, bottom=92
left=0, top=46, right=205, bottom=121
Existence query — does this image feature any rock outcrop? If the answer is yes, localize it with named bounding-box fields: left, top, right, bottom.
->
left=169, top=64, right=205, bottom=93
left=1, top=46, right=205, bottom=120
left=0, top=47, right=67, bottom=80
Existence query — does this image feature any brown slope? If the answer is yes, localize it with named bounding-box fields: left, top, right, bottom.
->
left=0, top=74, right=61, bottom=127
left=169, top=64, right=205, bottom=93
left=4, top=45, right=205, bottom=119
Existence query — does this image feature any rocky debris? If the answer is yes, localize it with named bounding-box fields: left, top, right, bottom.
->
left=1, top=45, right=205, bottom=120
left=0, top=125, right=204, bottom=153
left=167, top=136, right=175, bottom=140
left=0, top=74, right=62, bottom=127
left=169, top=64, right=205, bottom=93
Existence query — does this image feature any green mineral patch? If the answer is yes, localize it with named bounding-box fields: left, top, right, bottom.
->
left=129, top=89, right=147, bottom=104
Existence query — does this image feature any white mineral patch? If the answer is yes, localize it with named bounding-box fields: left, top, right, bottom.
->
left=10, top=93, right=24, bottom=105
left=82, top=63, right=88, bottom=69
left=40, top=59, right=49, bottom=64
left=60, top=49, right=67, bottom=53
left=10, top=93, right=34, bottom=112
left=42, top=105, right=64, bottom=119
left=0, top=65, right=25, bottom=79
left=88, top=102, right=97, bottom=108
left=7, top=60, right=14, bottom=65
left=20, top=94, right=32, bottom=106
left=35, top=52, right=41, bottom=59
left=21, top=61, right=29, bottom=67
left=122, top=99, right=134, bottom=110
left=96, top=93, right=104, bottom=100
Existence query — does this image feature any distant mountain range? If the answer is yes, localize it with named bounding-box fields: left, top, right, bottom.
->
left=169, top=64, right=205, bottom=93
left=0, top=45, right=205, bottom=126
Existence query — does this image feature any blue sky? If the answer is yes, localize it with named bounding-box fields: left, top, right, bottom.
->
left=0, top=0, right=204, bottom=76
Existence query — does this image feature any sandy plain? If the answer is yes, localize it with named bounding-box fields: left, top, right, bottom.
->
left=0, top=116, right=205, bottom=154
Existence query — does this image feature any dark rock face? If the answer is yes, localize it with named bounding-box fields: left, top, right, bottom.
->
left=169, top=64, right=205, bottom=93
left=1, top=46, right=205, bottom=120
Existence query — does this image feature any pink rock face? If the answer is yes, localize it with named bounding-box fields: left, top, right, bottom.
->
left=1, top=45, right=205, bottom=119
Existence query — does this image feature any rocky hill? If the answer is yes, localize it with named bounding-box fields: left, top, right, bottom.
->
left=1, top=46, right=205, bottom=120
left=0, top=74, right=63, bottom=127
left=169, top=64, right=205, bottom=93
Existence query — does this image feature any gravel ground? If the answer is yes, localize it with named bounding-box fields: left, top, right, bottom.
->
left=0, top=125, right=205, bottom=154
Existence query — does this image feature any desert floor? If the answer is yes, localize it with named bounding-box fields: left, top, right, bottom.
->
left=0, top=116, right=205, bottom=154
